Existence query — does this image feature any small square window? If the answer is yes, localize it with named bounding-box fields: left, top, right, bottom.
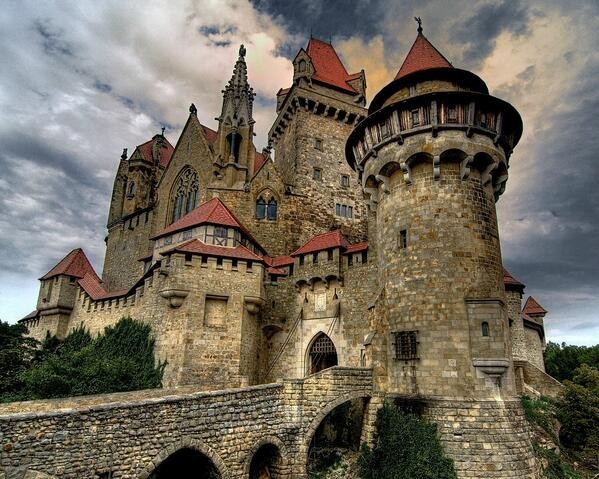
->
left=340, top=175, right=349, bottom=187
left=380, top=121, right=390, bottom=139
left=393, top=331, right=419, bottom=360
left=411, top=109, right=420, bottom=127
left=299, top=255, right=305, bottom=266
left=313, top=168, right=322, bottom=181
left=312, top=252, right=318, bottom=264
left=163, top=235, right=172, bottom=245
left=314, top=138, right=323, bottom=151
left=447, top=106, right=457, bottom=123
left=182, top=230, right=192, bottom=240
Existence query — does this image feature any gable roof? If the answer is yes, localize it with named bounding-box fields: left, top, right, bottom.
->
left=344, top=242, right=368, bottom=254
left=503, top=267, right=525, bottom=291
left=151, top=197, right=260, bottom=249
left=306, top=38, right=358, bottom=94
left=395, top=32, right=453, bottom=80
left=165, top=239, right=264, bottom=263
left=201, top=124, right=218, bottom=144
left=254, top=151, right=267, bottom=175
left=291, top=230, right=350, bottom=256
left=136, top=135, right=175, bottom=168
left=40, top=248, right=101, bottom=282
left=523, top=296, right=547, bottom=316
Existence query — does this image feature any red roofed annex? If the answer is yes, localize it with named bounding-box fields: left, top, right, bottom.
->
left=19, top=24, right=554, bottom=478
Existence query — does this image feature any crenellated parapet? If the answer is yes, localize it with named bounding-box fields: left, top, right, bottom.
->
left=346, top=90, right=522, bottom=203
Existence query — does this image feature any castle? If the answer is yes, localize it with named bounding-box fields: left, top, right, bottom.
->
left=14, top=25, right=560, bottom=477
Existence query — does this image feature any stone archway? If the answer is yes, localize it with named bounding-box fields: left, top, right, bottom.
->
left=245, top=435, right=288, bottom=479
left=306, top=332, right=338, bottom=375
left=148, top=448, right=220, bottom=478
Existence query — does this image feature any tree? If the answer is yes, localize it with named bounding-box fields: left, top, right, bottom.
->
left=358, top=403, right=457, bottom=479
left=0, top=320, right=38, bottom=399
left=544, top=342, right=599, bottom=382
left=17, top=317, right=166, bottom=400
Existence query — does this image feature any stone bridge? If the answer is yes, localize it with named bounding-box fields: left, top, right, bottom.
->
left=0, top=367, right=373, bottom=479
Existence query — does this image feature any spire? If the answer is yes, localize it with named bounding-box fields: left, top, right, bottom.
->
left=219, top=44, right=255, bottom=127
left=395, top=24, right=453, bottom=80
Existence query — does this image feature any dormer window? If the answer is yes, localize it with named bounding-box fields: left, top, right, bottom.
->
left=447, top=105, right=458, bottom=123
left=411, top=109, right=420, bottom=127
left=214, top=227, right=227, bottom=246
left=298, top=59, right=307, bottom=72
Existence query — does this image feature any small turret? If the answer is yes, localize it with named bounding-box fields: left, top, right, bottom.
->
left=215, top=45, right=256, bottom=187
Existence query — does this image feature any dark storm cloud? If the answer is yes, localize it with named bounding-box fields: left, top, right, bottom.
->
left=34, top=20, right=75, bottom=58
left=451, top=0, right=531, bottom=68
left=250, top=0, right=385, bottom=57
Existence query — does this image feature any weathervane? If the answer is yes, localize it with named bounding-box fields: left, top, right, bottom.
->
left=414, top=16, right=423, bottom=34
left=161, top=126, right=165, bottom=136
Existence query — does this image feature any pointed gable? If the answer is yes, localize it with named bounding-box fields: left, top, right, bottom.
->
left=306, top=38, right=358, bottom=94
left=151, top=197, right=257, bottom=245
left=503, top=267, right=525, bottom=292
left=523, top=296, right=548, bottom=316
left=136, top=135, right=175, bottom=168
left=40, top=248, right=100, bottom=282
left=292, top=230, right=350, bottom=256
left=395, top=33, right=453, bottom=80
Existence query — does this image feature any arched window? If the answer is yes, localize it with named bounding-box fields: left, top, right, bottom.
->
left=267, top=198, right=277, bottom=220
left=256, top=197, right=266, bottom=219
left=482, top=321, right=490, bottom=337
left=126, top=181, right=136, bottom=198
left=298, top=59, right=307, bottom=72
left=226, top=132, right=242, bottom=162
left=170, top=167, right=199, bottom=224
left=308, top=332, right=338, bottom=375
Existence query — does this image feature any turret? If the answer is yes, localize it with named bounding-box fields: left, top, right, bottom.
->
left=346, top=24, right=523, bottom=399
left=215, top=45, right=256, bottom=187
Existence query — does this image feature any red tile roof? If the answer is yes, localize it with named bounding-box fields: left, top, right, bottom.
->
left=77, top=273, right=108, bottom=300
left=254, top=151, right=267, bottom=175
left=137, top=135, right=175, bottom=168
left=201, top=124, right=218, bottom=144
left=152, top=197, right=259, bottom=247
left=267, top=266, right=287, bottom=276
left=344, top=242, right=368, bottom=254
left=40, top=248, right=101, bottom=282
left=271, top=255, right=294, bottom=267
left=395, top=33, right=453, bottom=80
left=166, top=239, right=264, bottom=262
left=277, top=88, right=291, bottom=97
left=292, top=230, right=349, bottom=256
left=20, top=310, right=39, bottom=322
left=306, top=38, right=358, bottom=94
left=523, top=296, right=547, bottom=316
left=503, top=268, right=525, bottom=288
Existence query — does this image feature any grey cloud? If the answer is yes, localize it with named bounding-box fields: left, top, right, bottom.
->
left=33, top=19, right=75, bottom=58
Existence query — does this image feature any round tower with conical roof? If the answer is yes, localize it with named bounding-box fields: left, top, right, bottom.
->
left=346, top=25, right=523, bottom=400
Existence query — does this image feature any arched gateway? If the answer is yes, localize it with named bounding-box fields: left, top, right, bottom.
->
left=307, top=332, right=338, bottom=375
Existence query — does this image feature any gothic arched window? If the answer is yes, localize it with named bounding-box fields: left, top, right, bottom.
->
left=256, top=197, right=266, bottom=219
left=126, top=181, right=136, bottom=198
left=267, top=198, right=277, bottom=220
left=482, top=321, right=490, bottom=337
left=170, top=167, right=199, bottom=224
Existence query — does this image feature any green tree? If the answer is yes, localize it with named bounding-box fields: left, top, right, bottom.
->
left=0, top=320, right=38, bottom=399
left=544, top=342, right=599, bottom=382
left=17, top=317, right=165, bottom=400
left=557, top=364, right=599, bottom=466
left=358, top=403, right=457, bottom=479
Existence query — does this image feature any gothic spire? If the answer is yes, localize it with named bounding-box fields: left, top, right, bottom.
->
left=219, top=44, right=255, bottom=127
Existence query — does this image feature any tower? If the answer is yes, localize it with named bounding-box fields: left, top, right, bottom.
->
left=269, top=38, right=369, bottom=248
left=346, top=26, right=523, bottom=399
left=215, top=44, right=256, bottom=188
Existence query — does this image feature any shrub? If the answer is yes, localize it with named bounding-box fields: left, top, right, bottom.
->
left=0, top=320, right=39, bottom=400
left=17, top=317, right=166, bottom=400
left=358, top=403, right=457, bottom=479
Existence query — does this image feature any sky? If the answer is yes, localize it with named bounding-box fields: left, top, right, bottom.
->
left=0, top=0, right=597, bottom=346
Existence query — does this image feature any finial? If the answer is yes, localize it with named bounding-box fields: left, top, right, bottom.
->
left=414, top=16, right=423, bottom=34
left=121, top=148, right=127, bottom=160
left=239, top=44, right=246, bottom=58
left=161, top=126, right=165, bottom=136
left=189, top=103, right=197, bottom=115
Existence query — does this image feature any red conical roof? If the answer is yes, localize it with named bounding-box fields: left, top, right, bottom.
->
left=395, top=32, right=453, bottom=80
left=306, top=38, right=358, bottom=94
left=523, top=296, right=548, bottom=316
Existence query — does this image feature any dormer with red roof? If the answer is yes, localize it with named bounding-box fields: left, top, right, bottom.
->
left=523, top=296, right=548, bottom=319
left=151, top=197, right=266, bottom=261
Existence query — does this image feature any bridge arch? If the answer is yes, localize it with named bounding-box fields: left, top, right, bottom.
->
left=244, top=434, right=289, bottom=478
left=139, top=438, right=227, bottom=479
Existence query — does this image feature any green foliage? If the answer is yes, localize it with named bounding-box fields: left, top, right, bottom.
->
left=544, top=342, right=599, bottom=382
left=2, top=317, right=165, bottom=402
left=521, top=395, right=558, bottom=441
left=0, top=320, right=39, bottom=398
left=358, top=403, right=457, bottom=479
left=557, top=364, right=599, bottom=465
left=534, top=445, right=583, bottom=479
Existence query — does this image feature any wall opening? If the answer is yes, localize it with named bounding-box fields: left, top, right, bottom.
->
left=249, top=443, right=284, bottom=479
left=308, top=333, right=338, bottom=375
left=307, top=398, right=368, bottom=478
left=148, top=448, right=221, bottom=479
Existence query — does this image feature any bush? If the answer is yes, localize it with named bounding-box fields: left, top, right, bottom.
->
left=521, top=395, right=558, bottom=441
left=14, top=317, right=166, bottom=401
left=358, top=403, right=457, bottom=479
left=0, top=320, right=39, bottom=400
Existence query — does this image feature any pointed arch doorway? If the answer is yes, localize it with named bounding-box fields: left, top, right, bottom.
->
left=307, top=332, right=338, bottom=375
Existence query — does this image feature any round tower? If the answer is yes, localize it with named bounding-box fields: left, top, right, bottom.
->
left=346, top=26, right=523, bottom=400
